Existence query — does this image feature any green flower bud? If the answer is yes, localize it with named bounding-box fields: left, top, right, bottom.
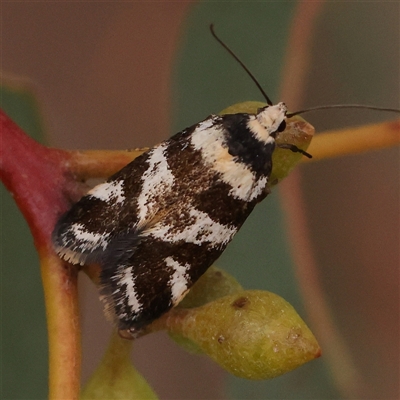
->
left=167, top=290, right=321, bottom=380
left=81, top=332, right=157, bottom=399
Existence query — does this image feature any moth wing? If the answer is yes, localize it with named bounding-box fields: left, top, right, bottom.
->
left=52, top=147, right=163, bottom=265
left=53, top=184, right=130, bottom=266
left=96, top=207, right=184, bottom=329
left=98, top=202, right=238, bottom=333
left=52, top=178, right=140, bottom=265
left=52, top=118, right=215, bottom=266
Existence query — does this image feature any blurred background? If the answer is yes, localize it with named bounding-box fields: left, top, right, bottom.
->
left=2, top=2, right=399, bottom=399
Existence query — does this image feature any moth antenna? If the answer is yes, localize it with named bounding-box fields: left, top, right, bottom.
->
left=287, top=104, right=400, bottom=118
left=210, top=24, right=273, bottom=106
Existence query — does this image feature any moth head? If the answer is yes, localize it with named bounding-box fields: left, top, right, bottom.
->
left=255, top=102, right=287, bottom=138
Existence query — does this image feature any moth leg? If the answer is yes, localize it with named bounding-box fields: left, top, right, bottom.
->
left=277, top=143, right=312, bottom=158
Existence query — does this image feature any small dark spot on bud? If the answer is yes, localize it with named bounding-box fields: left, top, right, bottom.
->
left=215, top=271, right=222, bottom=278
left=218, top=335, right=225, bottom=344
left=232, top=296, right=248, bottom=308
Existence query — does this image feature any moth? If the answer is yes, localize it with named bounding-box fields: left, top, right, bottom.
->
left=52, top=26, right=396, bottom=338
left=53, top=101, right=307, bottom=335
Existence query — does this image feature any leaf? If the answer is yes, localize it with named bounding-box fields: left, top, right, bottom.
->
left=1, top=76, right=48, bottom=399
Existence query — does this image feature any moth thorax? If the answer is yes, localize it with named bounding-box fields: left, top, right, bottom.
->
left=256, top=102, right=287, bottom=134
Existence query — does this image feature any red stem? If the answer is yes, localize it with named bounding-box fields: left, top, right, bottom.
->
left=0, top=110, right=74, bottom=247
left=1, top=109, right=81, bottom=399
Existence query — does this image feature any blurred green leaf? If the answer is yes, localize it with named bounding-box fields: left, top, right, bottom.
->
left=1, top=78, right=48, bottom=399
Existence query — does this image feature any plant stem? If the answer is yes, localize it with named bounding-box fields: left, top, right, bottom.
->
left=303, top=119, right=400, bottom=162
left=1, top=110, right=81, bottom=399
left=40, top=249, right=81, bottom=400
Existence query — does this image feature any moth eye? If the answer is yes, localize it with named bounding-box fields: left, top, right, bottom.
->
left=277, top=120, right=286, bottom=132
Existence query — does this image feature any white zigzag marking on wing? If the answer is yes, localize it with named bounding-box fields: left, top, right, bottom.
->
left=70, top=223, right=110, bottom=249
left=56, top=223, right=111, bottom=265
left=115, top=266, right=142, bottom=314
left=145, top=206, right=237, bottom=247
left=165, top=257, right=191, bottom=304
left=87, top=180, right=125, bottom=204
left=136, top=143, right=175, bottom=222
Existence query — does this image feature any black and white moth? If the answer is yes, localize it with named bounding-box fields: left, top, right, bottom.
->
left=55, top=25, right=398, bottom=337
left=53, top=100, right=305, bottom=336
